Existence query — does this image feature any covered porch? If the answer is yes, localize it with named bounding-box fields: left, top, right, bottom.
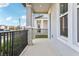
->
left=1, top=3, right=79, bottom=56
left=20, top=3, right=79, bottom=56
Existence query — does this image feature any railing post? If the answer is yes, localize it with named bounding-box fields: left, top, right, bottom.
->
left=26, top=30, right=28, bottom=45
left=28, top=28, right=33, bottom=45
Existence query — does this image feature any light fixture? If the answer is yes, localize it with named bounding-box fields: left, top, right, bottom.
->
left=40, top=5, right=42, bottom=7
left=26, top=3, right=32, bottom=7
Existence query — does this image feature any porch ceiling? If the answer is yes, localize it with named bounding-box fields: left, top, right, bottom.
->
left=31, top=3, right=51, bottom=13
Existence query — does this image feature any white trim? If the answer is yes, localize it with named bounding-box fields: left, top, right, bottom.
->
left=60, top=12, right=68, bottom=17
left=77, top=5, right=79, bottom=8
left=60, top=36, right=68, bottom=41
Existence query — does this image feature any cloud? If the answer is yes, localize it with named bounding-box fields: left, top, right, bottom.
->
left=0, top=19, right=3, bottom=22
left=21, top=15, right=26, bottom=19
left=6, top=17, right=12, bottom=21
left=0, top=3, right=9, bottom=8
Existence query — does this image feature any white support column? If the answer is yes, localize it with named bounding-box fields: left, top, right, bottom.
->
left=35, top=20, right=37, bottom=28
left=26, top=4, right=33, bottom=45
left=48, top=7, right=52, bottom=39
left=41, top=20, right=43, bottom=29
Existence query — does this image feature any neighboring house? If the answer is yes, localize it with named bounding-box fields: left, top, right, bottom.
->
left=8, top=26, right=17, bottom=30
left=32, top=14, right=48, bottom=29
left=0, top=25, right=18, bottom=31
left=32, top=14, right=48, bottom=38
left=0, top=25, right=7, bottom=30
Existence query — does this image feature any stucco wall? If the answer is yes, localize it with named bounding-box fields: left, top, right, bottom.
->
left=48, top=4, right=58, bottom=39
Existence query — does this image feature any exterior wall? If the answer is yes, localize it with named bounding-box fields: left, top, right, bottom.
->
left=48, top=4, right=58, bottom=39
left=49, top=3, right=79, bottom=53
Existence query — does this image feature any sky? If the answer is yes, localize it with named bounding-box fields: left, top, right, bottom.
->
left=0, top=3, right=26, bottom=26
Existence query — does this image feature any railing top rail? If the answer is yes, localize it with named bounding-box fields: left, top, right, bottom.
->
left=0, top=30, right=28, bottom=33
left=33, top=28, right=48, bottom=30
left=32, top=28, right=48, bottom=30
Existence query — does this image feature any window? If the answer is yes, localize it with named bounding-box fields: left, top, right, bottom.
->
left=77, top=4, right=79, bottom=42
left=60, top=3, right=68, bottom=14
left=60, top=3, right=68, bottom=37
left=77, top=3, right=79, bottom=5
left=60, top=14, right=68, bottom=37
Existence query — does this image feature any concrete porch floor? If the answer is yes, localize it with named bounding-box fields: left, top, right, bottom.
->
left=20, top=38, right=79, bottom=56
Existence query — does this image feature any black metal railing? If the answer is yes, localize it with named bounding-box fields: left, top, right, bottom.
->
left=0, top=30, right=28, bottom=56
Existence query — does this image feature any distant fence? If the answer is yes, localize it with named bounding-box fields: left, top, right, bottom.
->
left=32, top=29, right=48, bottom=39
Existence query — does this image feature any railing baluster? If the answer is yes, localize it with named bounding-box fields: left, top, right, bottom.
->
left=0, top=33, right=1, bottom=56
left=7, top=32, right=8, bottom=56
left=9, top=32, right=12, bottom=56
left=3, top=33, right=5, bottom=56
left=12, top=32, right=14, bottom=56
